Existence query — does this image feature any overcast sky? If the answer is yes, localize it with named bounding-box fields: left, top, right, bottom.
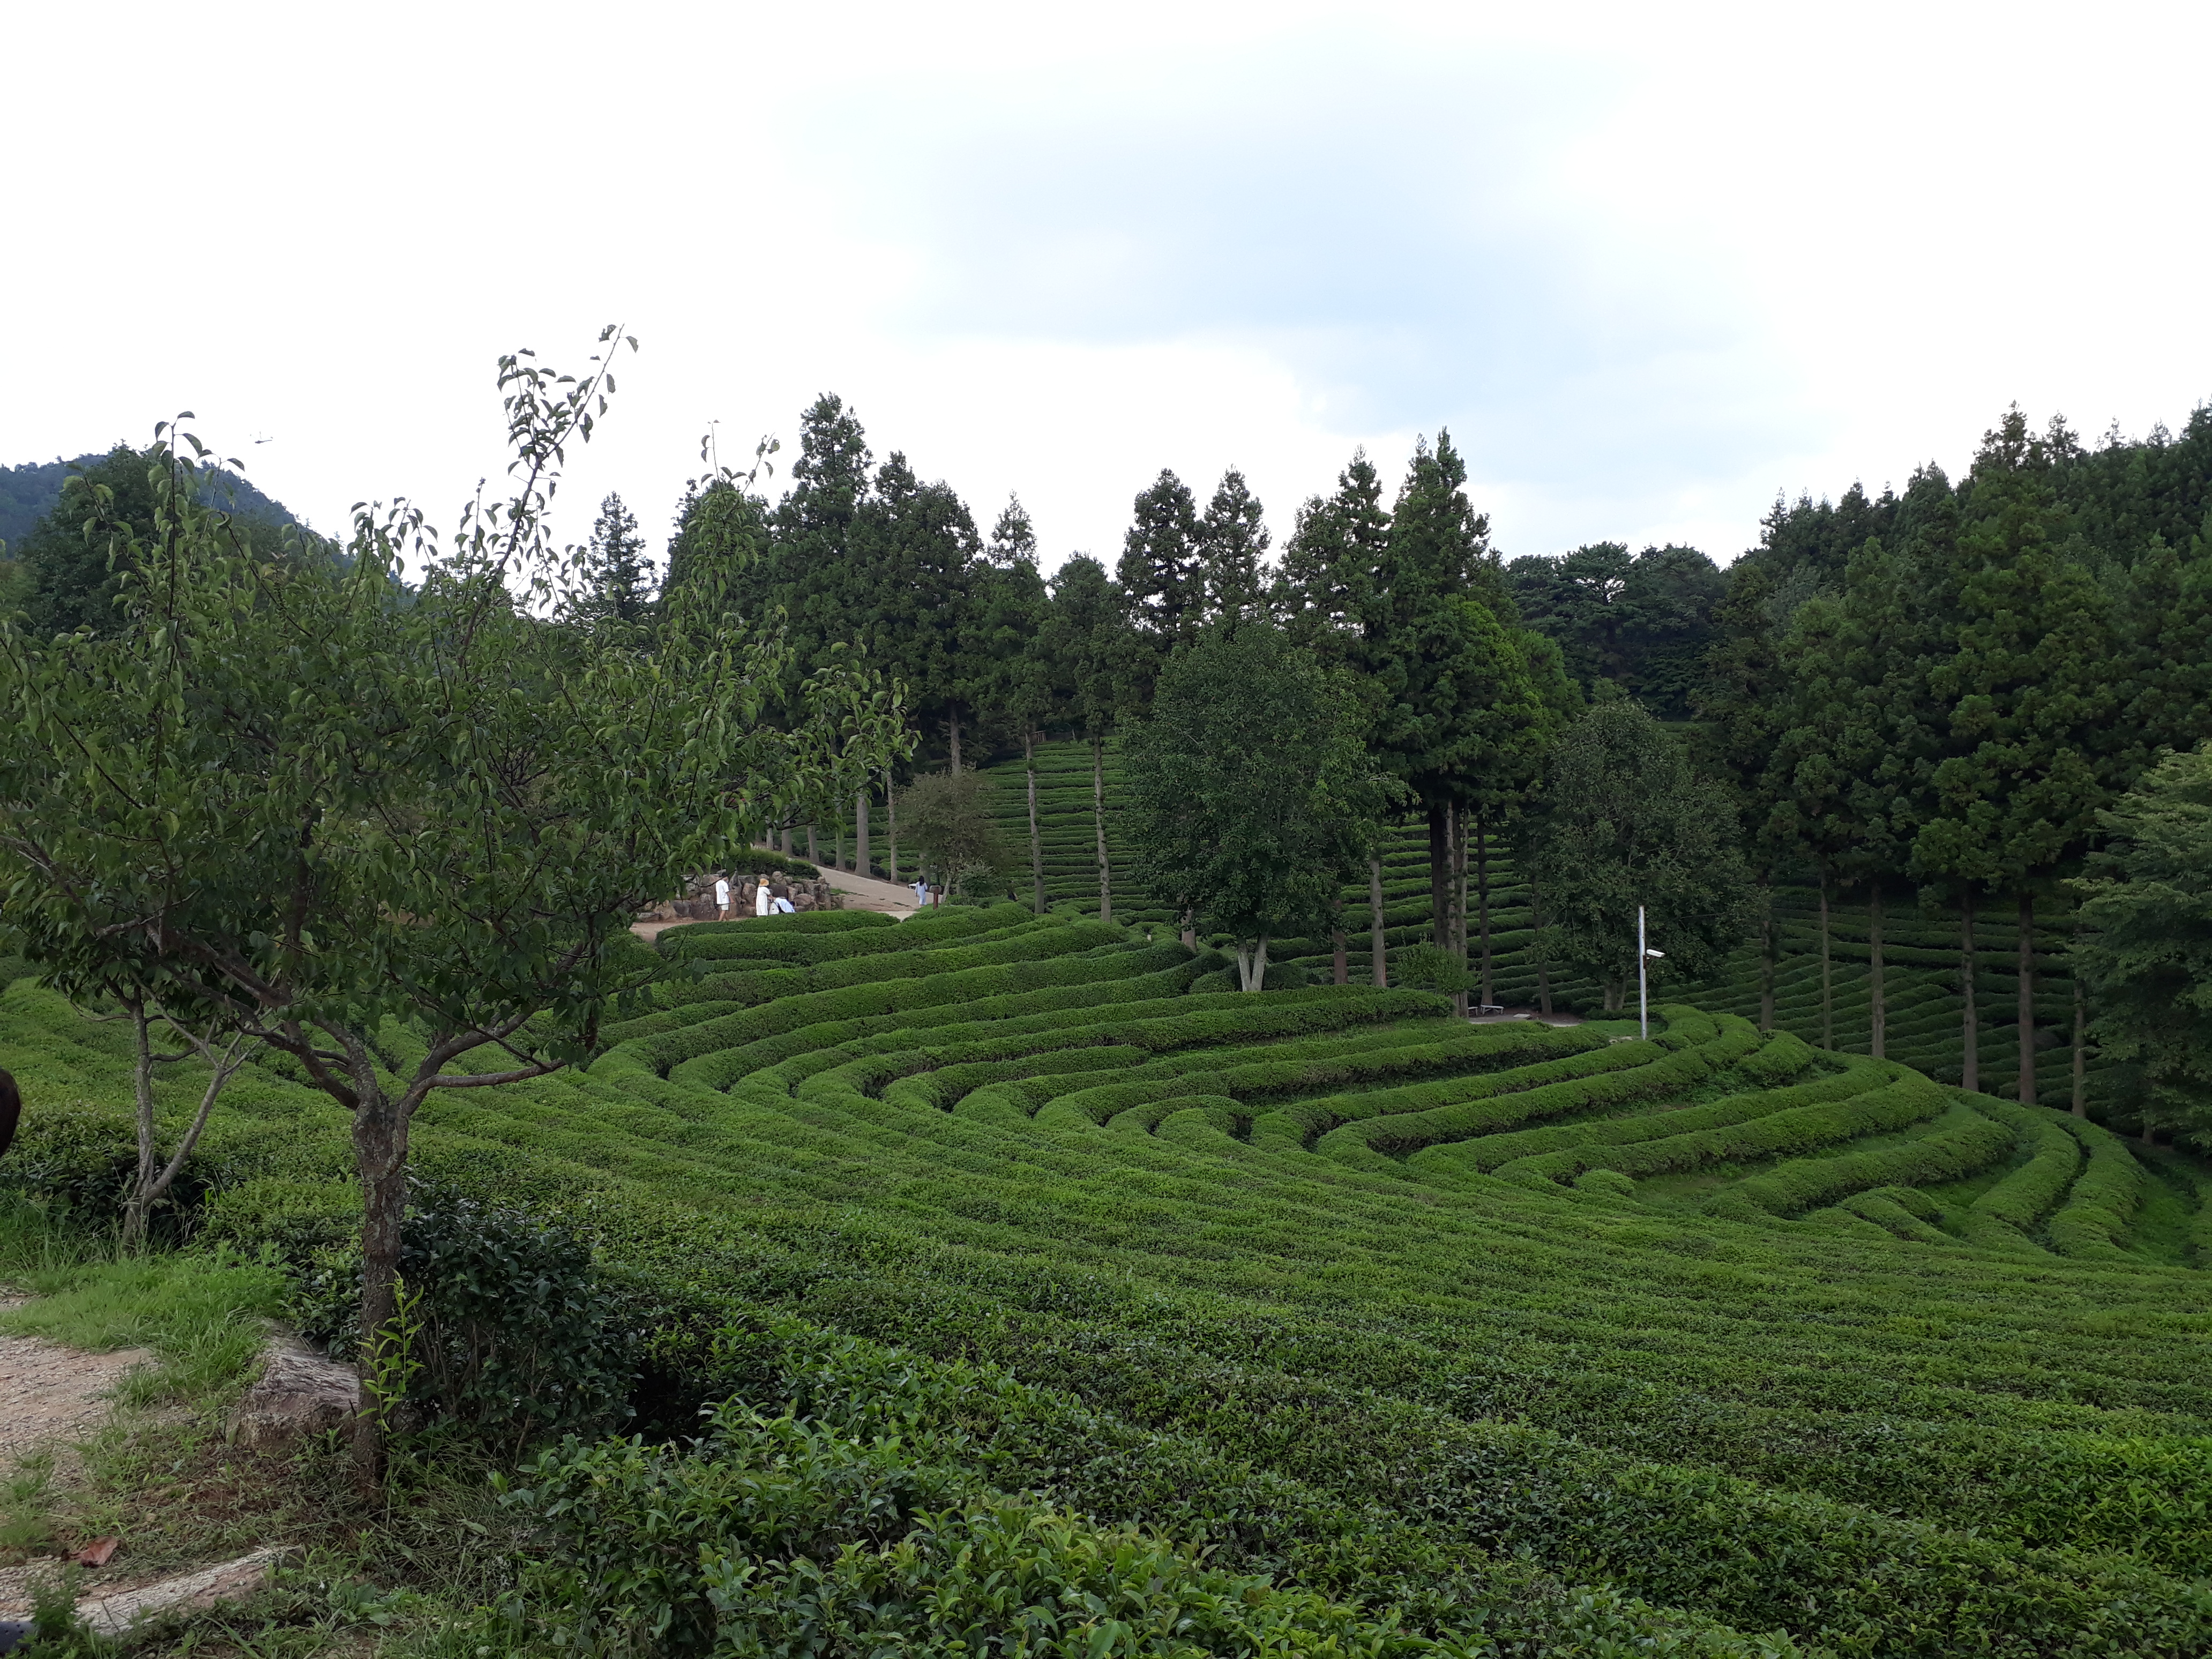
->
left=5, top=1, right=2207, bottom=573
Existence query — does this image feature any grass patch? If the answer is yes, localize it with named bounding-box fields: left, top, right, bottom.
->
left=1, top=1193, right=289, bottom=1406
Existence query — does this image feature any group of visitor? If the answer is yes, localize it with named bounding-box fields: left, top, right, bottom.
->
left=711, top=876, right=797, bottom=920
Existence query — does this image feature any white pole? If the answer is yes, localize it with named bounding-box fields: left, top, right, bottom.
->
left=1638, top=904, right=1648, bottom=1040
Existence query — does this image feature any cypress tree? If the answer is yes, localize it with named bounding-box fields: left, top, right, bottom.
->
left=1913, top=412, right=2118, bottom=1104
left=974, top=498, right=1054, bottom=910
left=1117, top=468, right=1205, bottom=669
left=1195, top=467, right=1269, bottom=627
left=1043, top=555, right=1140, bottom=923
left=570, top=492, right=654, bottom=625
left=1279, top=451, right=1394, bottom=982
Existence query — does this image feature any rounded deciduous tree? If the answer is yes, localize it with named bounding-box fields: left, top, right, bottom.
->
left=2071, top=742, right=2212, bottom=1147
left=897, top=769, right=1013, bottom=899
left=1520, top=699, right=1752, bottom=1012
left=1125, top=625, right=1386, bottom=991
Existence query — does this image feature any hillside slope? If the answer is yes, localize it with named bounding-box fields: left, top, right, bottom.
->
left=815, top=739, right=2107, bottom=1105
left=0, top=451, right=299, bottom=549
left=6, top=911, right=2210, bottom=1655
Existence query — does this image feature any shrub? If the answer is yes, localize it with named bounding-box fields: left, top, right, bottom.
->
left=1392, top=942, right=1473, bottom=993
left=1501, top=1066, right=1946, bottom=1189
left=1961, top=1097, right=2078, bottom=1253
left=296, top=1182, right=638, bottom=1452
left=2046, top=1116, right=2148, bottom=1259
left=501, top=1367, right=1804, bottom=1659
left=1469, top=1049, right=1878, bottom=1175
left=1707, top=1098, right=2014, bottom=1221
left=0, top=1097, right=213, bottom=1244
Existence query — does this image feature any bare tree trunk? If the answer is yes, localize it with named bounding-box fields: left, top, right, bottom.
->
left=1234, top=935, right=1270, bottom=992
left=1091, top=735, right=1112, bottom=925
left=1370, top=857, right=1388, bottom=987
left=1757, top=879, right=1775, bottom=1033
left=124, top=1000, right=158, bottom=1250
left=856, top=789, right=871, bottom=878
left=886, top=784, right=898, bottom=884
left=1476, top=815, right=1493, bottom=1008
left=2073, top=971, right=2088, bottom=1119
left=1024, top=731, right=1045, bottom=914
left=1961, top=885, right=1978, bottom=1092
left=2017, top=890, right=2037, bottom=1106
left=1332, top=896, right=1348, bottom=987
left=1427, top=803, right=1448, bottom=952
left=352, top=1075, right=414, bottom=1486
left=1819, top=875, right=1833, bottom=1050
left=122, top=1009, right=246, bottom=1251
left=806, top=824, right=819, bottom=866
left=948, top=709, right=962, bottom=773
left=780, top=821, right=794, bottom=858
left=1531, top=878, right=1553, bottom=1017
left=1449, top=803, right=1469, bottom=1018
left=834, top=814, right=846, bottom=874
left=1868, top=879, right=1885, bottom=1060
left=1179, top=908, right=1195, bottom=950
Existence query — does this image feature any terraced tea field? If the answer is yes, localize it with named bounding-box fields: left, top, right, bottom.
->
left=824, top=741, right=2117, bottom=1107
left=6, top=899, right=2209, bottom=1656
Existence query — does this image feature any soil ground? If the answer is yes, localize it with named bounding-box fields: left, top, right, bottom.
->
left=0, top=1295, right=158, bottom=1617
left=0, top=1297, right=148, bottom=1484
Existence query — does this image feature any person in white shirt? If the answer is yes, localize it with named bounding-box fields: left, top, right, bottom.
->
left=911, top=878, right=929, bottom=907
left=755, top=878, right=774, bottom=918
left=714, top=877, right=731, bottom=918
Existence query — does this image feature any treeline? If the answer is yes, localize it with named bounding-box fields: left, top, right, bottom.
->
left=1697, top=408, right=2212, bottom=1131
left=627, top=393, right=2212, bottom=1142
left=647, top=398, right=1751, bottom=1027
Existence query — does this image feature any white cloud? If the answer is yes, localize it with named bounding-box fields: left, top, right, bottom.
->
left=3, top=0, right=2205, bottom=574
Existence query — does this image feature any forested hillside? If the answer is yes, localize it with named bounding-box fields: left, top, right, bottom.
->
left=0, top=448, right=296, bottom=547
left=0, top=445, right=305, bottom=633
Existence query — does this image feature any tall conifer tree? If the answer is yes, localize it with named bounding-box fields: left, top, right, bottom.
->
left=1912, top=412, right=2119, bottom=1103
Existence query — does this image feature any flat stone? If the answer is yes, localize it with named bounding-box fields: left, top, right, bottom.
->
left=224, top=1336, right=357, bottom=1448
left=77, top=1546, right=296, bottom=1639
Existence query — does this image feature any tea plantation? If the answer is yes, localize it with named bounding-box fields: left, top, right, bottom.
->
left=7, top=880, right=2211, bottom=1656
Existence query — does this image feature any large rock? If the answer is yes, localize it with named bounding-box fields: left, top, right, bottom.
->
left=224, top=1336, right=357, bottom=1448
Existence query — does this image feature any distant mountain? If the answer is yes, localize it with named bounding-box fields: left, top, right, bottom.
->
left=0, top=450, right=301, bottom=550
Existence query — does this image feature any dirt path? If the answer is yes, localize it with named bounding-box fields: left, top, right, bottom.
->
left=0, top=1296, right=159, bottom=1619
left=0, top=1298, right=150, bottom=1478
left=821, top=867, right=922, bottom=918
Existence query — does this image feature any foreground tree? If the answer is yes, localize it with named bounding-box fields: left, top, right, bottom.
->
left=9, top=445, right=303, bottom=637
left=0, top=334, right=902, bottom=1479
left=1520, top=699, right=1752, bottom=1011
left=2071, top=744, right=2212, bottom=1146
left=2, top=439, right=288, bottom=1244
left=1125, top=625, right=1385, bottom=989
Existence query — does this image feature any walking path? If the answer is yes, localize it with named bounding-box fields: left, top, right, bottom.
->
left=821, top=867, right=920, bottom=918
